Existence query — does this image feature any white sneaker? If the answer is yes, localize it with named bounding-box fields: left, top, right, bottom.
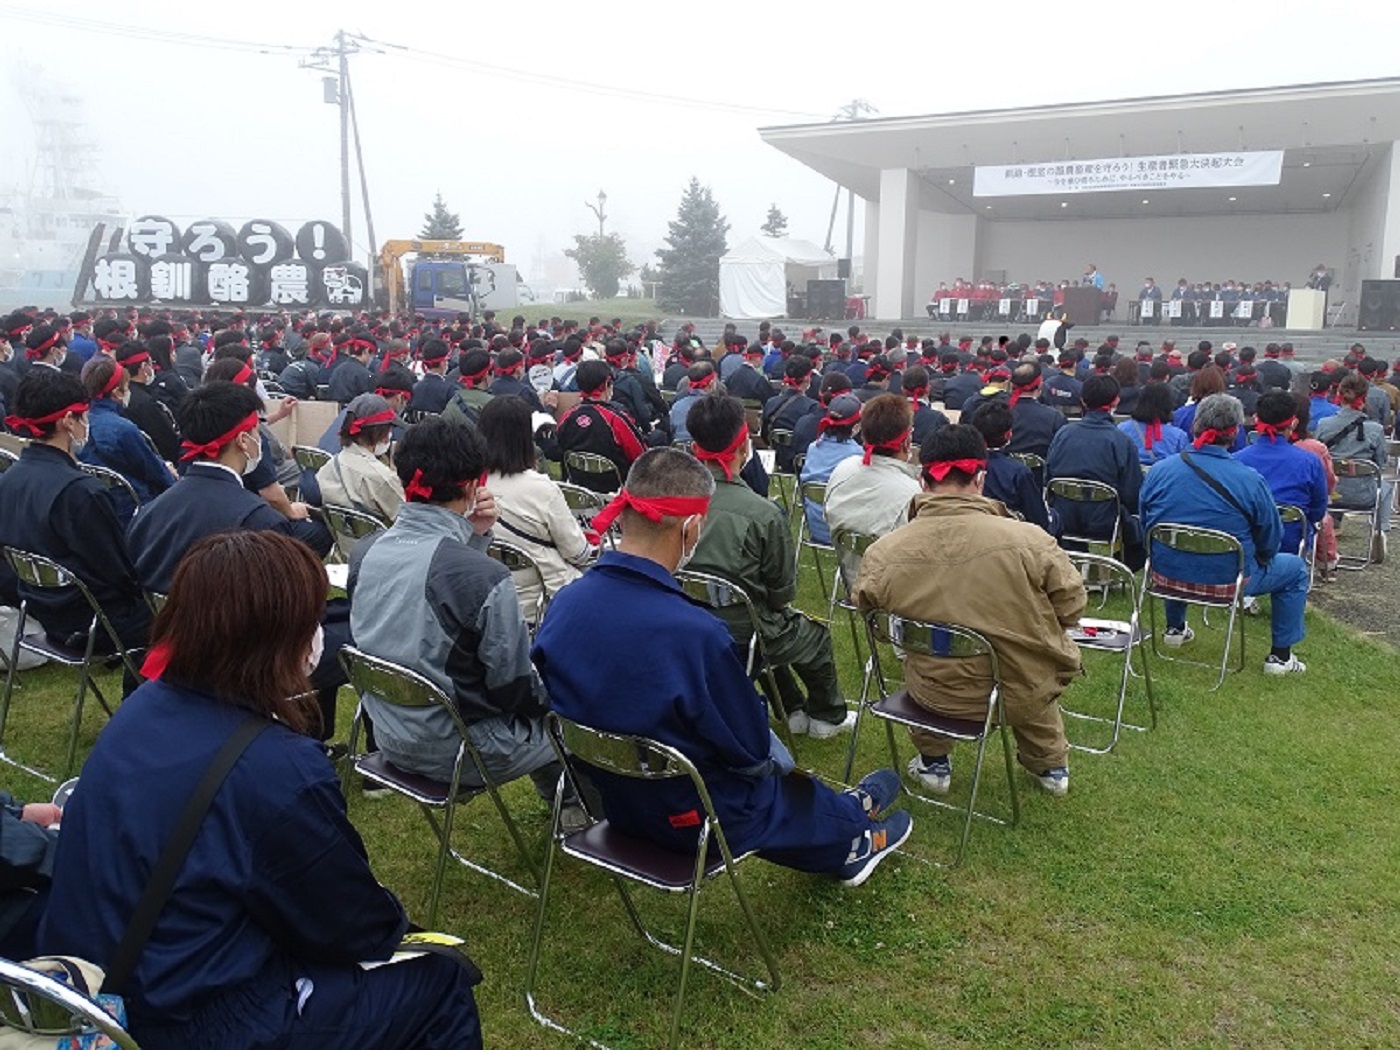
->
left=787, top=710, right=811, bottom=736
left=907, top=753, right=952, bottom=795
left=1263, top=654, right=1306, bottom=675
left=807, top=710, right=857, bottom=740
left=1241, top=597, right=1261, bottom=616
left=1163, top=625, right=1194, bottom=648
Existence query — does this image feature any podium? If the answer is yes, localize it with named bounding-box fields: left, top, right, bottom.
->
left=1062, top=286, right=1101, bottom=326
left=1286, top=288, right=1326, bottom=330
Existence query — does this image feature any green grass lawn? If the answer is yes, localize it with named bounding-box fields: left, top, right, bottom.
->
left=4, top=504, right=1398, bottom=1048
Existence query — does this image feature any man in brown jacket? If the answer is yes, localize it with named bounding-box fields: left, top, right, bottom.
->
left=853, top=424, right=1085, bottom=797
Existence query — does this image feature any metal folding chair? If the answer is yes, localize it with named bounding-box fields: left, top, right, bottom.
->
left=1060, top=553, right=1156, bottom=754
left=0, top=956, right=139, bottom=1049
left=793, top=480, right=834, bottom=604
left=828, top=527, right=876, bottom=676
left=1008, top=450, right=1046, bottom=487
left=843, top=611, right=1019, bottom=868
left=487, top=538, right=550, bottom=630
left=1139, top=523, right=1247, bottom=690
left=320, top=503, right=389, bottom=563
left=671, top=439, right=694, bottom=455
left=1276, top=503, right=1319, bottom=587
left=337, top=646, right=541, bottom=922
left=78, top=462, right=141, bottom=517
left=0, top=548, right=144, bottom=782
left=564, top=450, right=622, bottom=494
left=525, top=714, right=780, bottom=1050
left=556, top=481, right=615, bottom=549
left=400, top=408, right=440, bottom=425
left=767, top=428, right=796, bottom=514
left=1330, top=457, right=1385, bottom=570
left=673, top=570, right=799, bottom=758
left=291, top=444, right=332, bottom=476
left=0, top=447, right=18, bottom=473
left=1047, top=477, right=1125, bottom=605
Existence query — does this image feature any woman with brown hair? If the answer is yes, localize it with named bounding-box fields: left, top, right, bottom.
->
left=1172, top=365, right=1245, bottom=450
left=37, top=530, right=483, bottom=1049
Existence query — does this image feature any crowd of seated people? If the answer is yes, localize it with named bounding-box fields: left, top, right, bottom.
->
left=2, top=299, right=1397, bottom=1046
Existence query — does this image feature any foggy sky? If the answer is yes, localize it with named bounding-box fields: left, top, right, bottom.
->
left=3, top=0, right=1399, bottom=293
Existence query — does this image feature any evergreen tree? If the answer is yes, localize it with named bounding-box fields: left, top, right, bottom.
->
left=420, top=192, right=463, bottom=240
left=760, top=204, right=788, bottom=238
left=655, top=178, right=729, bottom=316
left=564, top=232, right=634, bottom=299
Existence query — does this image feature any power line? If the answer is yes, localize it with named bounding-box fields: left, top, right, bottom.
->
left=360, top=34, right=829, bottom=120
left=0, top=5, right=317, bottom=55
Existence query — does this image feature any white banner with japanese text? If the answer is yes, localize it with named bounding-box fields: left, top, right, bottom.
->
left=972, top=151, right=1284, bottom=197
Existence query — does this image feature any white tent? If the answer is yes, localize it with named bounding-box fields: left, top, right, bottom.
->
left=719, top=236, right=837, bottom=319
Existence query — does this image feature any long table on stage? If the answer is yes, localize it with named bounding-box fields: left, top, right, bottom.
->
left=1128, top=297, right=1287, bottom=328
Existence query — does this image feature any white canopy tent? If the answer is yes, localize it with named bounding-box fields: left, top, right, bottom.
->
left=719, top=236, right=837, bottom=319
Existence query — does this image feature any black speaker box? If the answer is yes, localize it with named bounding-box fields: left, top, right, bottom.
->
left=1357, top=279, right=1400, bottom=331
left=806, top=279, right=847, bottom=320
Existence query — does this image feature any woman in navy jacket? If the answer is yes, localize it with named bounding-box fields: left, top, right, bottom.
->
left=39, top=531, right=482, bottom=1049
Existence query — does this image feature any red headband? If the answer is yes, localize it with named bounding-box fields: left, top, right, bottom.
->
left=96, top=364, right=125, bottom=399
left=4, top=402, right=88, bottom=436
left=1143, top=420, right=1163, bottom=450
left=374, top=386, right=405, bottom=400
left=140, top=641, right=173, bottom=681
left=1192, top=426, right=1237, bottom=450
left=905, top=386, right=927, bottom=404
left=460, top=361, right=491, bottom=386
left=179, top=411, right=259, bottom=462
left=119, top=352, right=151, bottom=369
left=862, top=430, right=909, bottom=465
left=692, top=425, right=748, bottom=482
left=231, top=363, right=253, bottom=386
left=923, top=458, right=985, bottom=483
left=348, top=409, right=395, bottom=435
left=689, top=371, right=716, bottom=391
left=25, top=334, right=59, bottom=360
left=782, top=376, right=807, bottom=390
left=403, top=468, right=486, bottom=503
left=1254, top=417, right=1294, bottom=442
left=818, top=409, right=860, bottom=434
left=591, top=490, right=711, bottom=535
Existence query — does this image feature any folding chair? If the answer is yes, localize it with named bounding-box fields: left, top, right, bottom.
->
left=0, top=548, right=144, bottom=782
left=793, top=481, right=834, bottom=604
left=843, top=611, right=1018, bottom=868
left=1139, top=523, right=1247, bottom=690
left=0, top=956, right=139, bottom=1049
left=828, top=527, right=876, bottom=675
left=1008, top=450, right=1045, bottom=487
left=0, top=447, right=18, bottom=473
left=673, top=570, right=799, bottom=758
left=400, top=408, right=440, bottom=425
left=78, top=462, right=141, bottom=516
left=1047, top=477, right=1124, bottom=605
left=767, top=428, right=796, bottom=514
left=1060, top=553, right=1156, bottom=754
left=671, top=439, right=694, bottom=455
left=1276, top=503, right=1318, bottom=587
left=291, top=444, right=332, bottom=476
left=487, top=538, right=550, bottom=630
left=525, top=714, right=780, bottom=1050
left=564, top=450, right=622, bottom=494
left=556, top=481, right=615, bottom=549
left=1330, top=457, right=1384, bottom=571
left=320, top=503, right=389, bottom=563
left=337, top=646, right=540, bottom=922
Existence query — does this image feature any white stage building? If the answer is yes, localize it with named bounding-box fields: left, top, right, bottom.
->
left=759, top=79, right=1400, bottom=321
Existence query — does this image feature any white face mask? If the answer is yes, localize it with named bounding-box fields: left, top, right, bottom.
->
left=68, top=417, right=87, bottom=456
left=373, top=438, right=391, bottom=457
left=239, top=430, right=262, bottom=476
left=304, top=624, right=324, bottom=677
left=674, top=514, right=701, bottom=572
left=115, top=390, right=130, bottom=408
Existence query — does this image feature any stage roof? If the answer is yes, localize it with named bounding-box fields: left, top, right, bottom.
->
left=759, top=79, right=1400, bottom=222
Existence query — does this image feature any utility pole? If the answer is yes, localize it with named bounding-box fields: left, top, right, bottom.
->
left=301, top=30, right=374, bottom=252
left=584, top=189, right=608, bottom=239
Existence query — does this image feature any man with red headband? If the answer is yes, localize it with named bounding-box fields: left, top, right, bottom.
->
left=668, top=362, right=718, bottom=443
left=327, top=333, right=377, bottom=406
left=1141, top=394, right=1311, bottom=672
left=116, top=341, right=181, bottom=463
left=0, top=368, right=151, bottom=663
left=687, top=395, right=854, bottom=740
left=556, top=360, right=646, bottom=494
left=854, top=424, right=1082, bottom=797
left=407, top=337, right=454, bottom=414
left=1315, top=374, right=1391, bottom=562
left=824, top=395, right=921, bottom=571
left=533, top=447, right=911, bottom=885
left=348, top=417, right=579, bottom=818
left=726, top=341, right=777, bottom=404
left=1235, top=390, right=1330, bottom=560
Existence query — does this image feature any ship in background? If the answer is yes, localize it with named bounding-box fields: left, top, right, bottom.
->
left=0, top=68, right=124, bottom=312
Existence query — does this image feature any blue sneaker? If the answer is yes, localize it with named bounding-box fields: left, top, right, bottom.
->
left=1034, top=766, right=1070, bottom=797
left=847, top=769, right=902, bottom=818
left=839, top=810, right=913, bottom=887
left=907, top=753, right=952, bottom=795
